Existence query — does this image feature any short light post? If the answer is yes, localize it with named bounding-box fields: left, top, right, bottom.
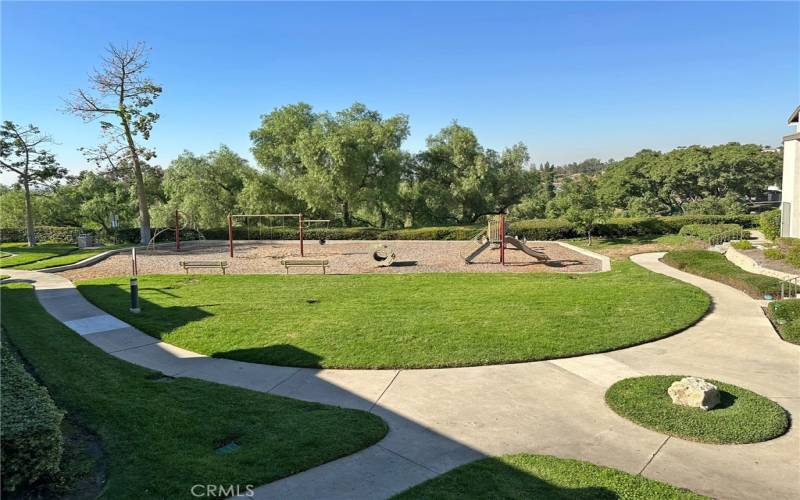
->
left=130, top=247, right=140, bottom=313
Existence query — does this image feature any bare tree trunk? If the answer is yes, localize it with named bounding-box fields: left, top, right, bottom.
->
left=121, top=121, right=151, bottom=245
left=22, top=176, right=36, bottom=247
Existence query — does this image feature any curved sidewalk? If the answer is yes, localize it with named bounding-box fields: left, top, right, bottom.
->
left=1, top=253, right=798, bottom=499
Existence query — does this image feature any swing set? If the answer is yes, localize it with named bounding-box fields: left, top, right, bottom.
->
left=226, top=213, right=331, bottom=258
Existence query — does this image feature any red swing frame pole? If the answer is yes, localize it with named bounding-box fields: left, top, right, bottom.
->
left=227, top=214, right=234, bottom=258
left=299, top=213, right=304, bottom=257
left=175, top=209, right=181, bottom=252
left=499, top=215, right=505, bottom=265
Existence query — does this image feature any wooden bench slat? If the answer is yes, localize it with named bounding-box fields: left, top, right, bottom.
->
left=280, top=259, right=329, bottom=274
left=179, top=261, right=228, bottom=274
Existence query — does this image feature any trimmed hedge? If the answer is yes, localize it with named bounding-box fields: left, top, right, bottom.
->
left=0, top=227, right=83, bottom=244
left=678, top=223, right=746, bottom=242
left=1, top=214, right=759, bottom=244
left=1, top=339, right=64, bottom=492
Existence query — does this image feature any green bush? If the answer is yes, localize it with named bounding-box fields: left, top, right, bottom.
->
left=759, top=209, right=781, bottom=240
left=786, top=247, right=800, bottom=269
left=0, top=227, right=83, bottom=244
left=1, top=340, right=64, bottom=492
left=767, top=299, right=800, bottom=345
left=2, top=214, right=760, bottom=245
left=764, top=248, right=785, bottom=260
left=678, top=223, right=745, bottom=241
left=662, top=250, right=783, bottom=298
left=730, top=240, right=753, bottom=250
left=776, top=237, right=800, bottom=251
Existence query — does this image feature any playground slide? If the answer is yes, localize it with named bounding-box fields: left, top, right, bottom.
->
left=464, top=240, right=491, bottom=263
left=504, top=236, right=549, bottom=261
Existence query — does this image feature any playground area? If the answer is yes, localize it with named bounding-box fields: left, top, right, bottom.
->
left=58, top=239, right=603, bottom=280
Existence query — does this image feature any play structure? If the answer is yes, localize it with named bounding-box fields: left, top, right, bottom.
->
left=465, top=215, right=549, bottom=264
left=146, top=209, right=205, bottom=253
left=372, top=243, right=397, bottom=267
left=227, top=213, right=330, bottom=258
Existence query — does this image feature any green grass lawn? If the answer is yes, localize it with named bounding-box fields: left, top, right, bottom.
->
left=393, top=454, right=704, bottom=499
left=0, top=243, right=78, bottom=268
left=766, top=299, right=800, bottom=345
left=76, top=261, right=710, bottom=369
left=662, top=250, right=784, bottom=298
left=0, top=283, right=387, bottom=499
left=605, top=376, right=789, bottom=444
left=0, top=243, right=127, bottom=270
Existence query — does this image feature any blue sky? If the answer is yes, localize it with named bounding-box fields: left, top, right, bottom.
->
left=2, top=1, right=798, bottom=184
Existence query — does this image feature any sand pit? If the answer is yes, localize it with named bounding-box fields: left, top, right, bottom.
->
left=58, top=239, right=603, bottom=280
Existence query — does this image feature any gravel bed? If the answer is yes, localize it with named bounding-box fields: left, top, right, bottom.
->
left=58, top=240, right=602, bottom=280
left=742, top=248, right=800, bottom=276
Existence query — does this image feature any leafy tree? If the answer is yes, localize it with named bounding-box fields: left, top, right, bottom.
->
left=66, top=42, right=162, bottom=244
left=683, top=193, right=746, bottom=216
left=0, top=121, right=66, bottom=245
left=549, top=175, right=609, bottom=244
left=251, top=102, right=409, bottom=226
left=412, top=123, right=535, bottom=224
left=162, top=146, right=252, bottom=228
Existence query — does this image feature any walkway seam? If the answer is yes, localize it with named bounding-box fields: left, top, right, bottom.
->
left=638, top=436, right=670, bottom=475
left=265, top=368, right=303, bottom=393
left=106, top=340, right=159, bottom=354
left=376, top=443, right=440, bottom=475
left=370, top=370, right=401, bottom=412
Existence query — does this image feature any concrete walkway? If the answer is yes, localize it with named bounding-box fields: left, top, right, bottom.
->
left=2, top=253, right=798, bottom=499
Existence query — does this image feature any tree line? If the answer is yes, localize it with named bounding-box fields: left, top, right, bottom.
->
left=1, top=43, right=783, bottom=246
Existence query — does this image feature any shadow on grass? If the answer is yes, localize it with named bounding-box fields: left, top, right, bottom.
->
left=221, top=344, right=325, bottom=368
left=72, top=283, right=213, bottom=341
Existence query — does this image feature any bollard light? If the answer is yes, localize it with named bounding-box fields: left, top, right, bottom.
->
left=130, top=276, right=141, bottom=313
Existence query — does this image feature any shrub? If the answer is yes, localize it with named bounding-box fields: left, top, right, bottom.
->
left=1, top=340, right=64, bottom=492
left=1, top=214, right=760, bottom=245
left=776, top=237, right=800, bottom=251
left=678, top=224, right=745, bottom=242
left=767, top=299, right=800, bottom=345
left=760, top=209, right=781, bottom=241
left=0, top=227, right=83, bottom=244
left=730, top=240, right=753, bottom=250
left=786, top=247, right=800, bottom=269
left=764, top=248, right=785, bottom=260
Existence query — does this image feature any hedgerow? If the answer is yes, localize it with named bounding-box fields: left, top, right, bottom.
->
left=0, top=339, right=64, bottom=492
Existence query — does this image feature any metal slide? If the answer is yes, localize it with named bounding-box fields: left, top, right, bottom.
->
left=464, top=241, right=491, bottom=263
left=504, top=236, right=549, bottom=261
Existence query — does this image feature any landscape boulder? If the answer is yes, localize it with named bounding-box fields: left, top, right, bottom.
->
left=667, top=377, right=720, bottom=410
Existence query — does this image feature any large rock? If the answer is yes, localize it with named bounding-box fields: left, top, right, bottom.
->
left=668, top=377, right=720, bottom=410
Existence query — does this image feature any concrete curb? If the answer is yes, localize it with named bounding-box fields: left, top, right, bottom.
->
left=725, top=246, right=800, bottom=282
left=39, top=247, right=131, bottom=273
left=554, top=241, right=612, bottom=272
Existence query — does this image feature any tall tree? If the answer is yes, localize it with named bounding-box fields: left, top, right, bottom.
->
left=251, top=102, right=409, bottom=226
left=66, top=42, right=162, bottom=244
left=0, top=121, right=66, bottom=246
left=162, top=146, right=252, bottom=227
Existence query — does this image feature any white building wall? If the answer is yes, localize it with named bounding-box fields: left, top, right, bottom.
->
left=781, top=117, right=800, bottom=237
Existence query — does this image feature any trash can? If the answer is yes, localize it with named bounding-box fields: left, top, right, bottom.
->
left=77, top=233, right=94, bottom=249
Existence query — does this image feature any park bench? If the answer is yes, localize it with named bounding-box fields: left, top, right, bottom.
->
left=179, top=260, right=228, bottom=274
left=280, top=259, right=329, bottom=274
